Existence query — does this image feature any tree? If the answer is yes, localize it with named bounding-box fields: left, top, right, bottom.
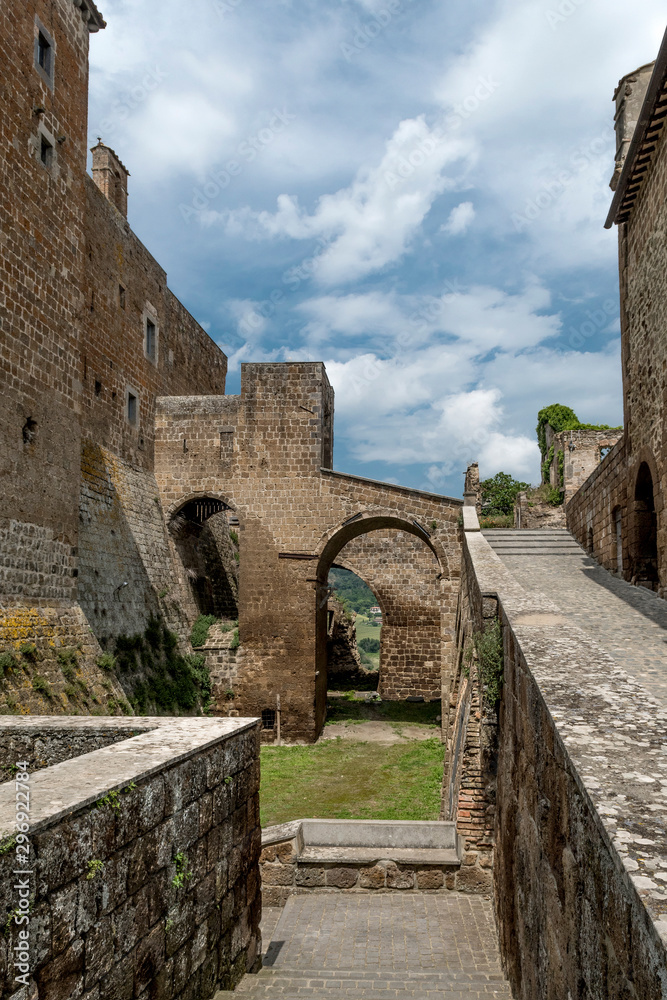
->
left=480, top=472, right=530, bottom=515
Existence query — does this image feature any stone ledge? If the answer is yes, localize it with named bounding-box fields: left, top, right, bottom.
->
left=0, top=715, right=258, bottom=836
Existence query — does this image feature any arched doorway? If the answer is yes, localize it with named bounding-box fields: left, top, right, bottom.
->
left=631, top=463, right=658, bottom=587
left=169, top=497, right=239, bottom=618
left=315, top=515, right=445, bottom=734
left=326, top=564, right=383, bottom=691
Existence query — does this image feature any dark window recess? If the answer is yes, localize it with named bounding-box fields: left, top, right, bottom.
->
left=37, top=31, right=52, bottom=76
left=94, top=380, right=102, bottom=396
left=146, top=318, right=156, bottom=361
left=127, top=392, right=137, bottom=425
left=261, top=709, right=276, bottom=730
left=119, top=285, right=126, bottom=309
left=40, top=135, right=53, bottom=167
left=22, top=417, right=37, bottom=445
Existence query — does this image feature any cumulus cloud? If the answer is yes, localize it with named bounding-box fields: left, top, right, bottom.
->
left=441, top=201, right=475, bottom=235
left=210, top=116, right=475, bottom=284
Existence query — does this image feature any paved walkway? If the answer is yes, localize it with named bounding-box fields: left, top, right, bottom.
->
left=221, top=894, right=512, bottom=999
left=484, top=530, right=667, bottom=705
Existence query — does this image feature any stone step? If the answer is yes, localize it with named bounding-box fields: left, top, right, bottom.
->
left=217, top=966, right=512, bottom=998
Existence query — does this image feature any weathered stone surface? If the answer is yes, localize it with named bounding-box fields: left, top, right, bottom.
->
left=294, top=866, right=325, bottom=888
left=325, top=867, right=358, bottom=889
left=358, top=865, right=386, bottom=889
left=416, top=868, right=445, bottom=890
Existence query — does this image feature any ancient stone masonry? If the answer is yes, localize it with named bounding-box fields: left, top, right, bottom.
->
left=154, top=363, right=462, bottom=741
left=0, top=716, right=262, bottom=1000
left=452, top=510, right=667, bottom=999
left=544, top=425, right=622, bottom=504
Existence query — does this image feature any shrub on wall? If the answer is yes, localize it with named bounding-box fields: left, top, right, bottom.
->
left=190, top=614, right=218, bottom=648
left=480, top=472, right=530, bottom=515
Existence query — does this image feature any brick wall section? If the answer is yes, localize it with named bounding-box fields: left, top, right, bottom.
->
left=154, top=367, right=462, bottom=741
left=566, top=438, right=627, bottom=572
left=335, top=530, right=443, bottom=700
left=0, top=717, right=262, bottom=1000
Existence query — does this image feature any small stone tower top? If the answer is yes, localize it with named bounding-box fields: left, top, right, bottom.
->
left=91, top=141, right=130, bottom=217
left=610, top=61, right=655, bottom=191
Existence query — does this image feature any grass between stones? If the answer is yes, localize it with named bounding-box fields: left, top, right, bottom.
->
left=260, top=736, right=444, bottom=826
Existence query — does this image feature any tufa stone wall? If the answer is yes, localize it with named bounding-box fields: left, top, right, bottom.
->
left=0, top=716, right=262, bottom=1000
left=154, top=367, right=462, bottom=741
left=457, top=518, right=667, bottom=999
left=544, top=425, right=622, bottom=503
left=566, top=437, right=627, bottom=573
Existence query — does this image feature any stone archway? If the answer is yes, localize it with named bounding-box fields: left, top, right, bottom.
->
left=630, top=462, right=659, bottom=587
left=169, top=496, right=239, bottom=619
left=314, top=516, right=445, bottom=733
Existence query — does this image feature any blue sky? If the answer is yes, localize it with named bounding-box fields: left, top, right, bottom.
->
left=88, top=0, right=665, bottom=498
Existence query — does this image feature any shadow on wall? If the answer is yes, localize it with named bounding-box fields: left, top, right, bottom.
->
left=169, top=500, right=239, bottom=619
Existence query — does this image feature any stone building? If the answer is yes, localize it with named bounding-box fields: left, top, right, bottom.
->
left=0, top=0, right=462, bottom=736
left=567, top=27, right=667, bottom=593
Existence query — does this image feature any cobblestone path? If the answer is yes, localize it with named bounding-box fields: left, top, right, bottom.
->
left=218, top=894, right=512, bottom=999
left=484, top=529, right=667, bottom=705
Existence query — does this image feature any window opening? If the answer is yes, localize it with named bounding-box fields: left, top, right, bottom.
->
left=261, top=709, right=276, bottom=730
left=40, top=135, right=53, bottom=167
left=119, top=285, right=126, bottom=309
left=127, top=391, right=137, bottom=425
left=37, top=31, right=51, bottom=75
left=94, top=380, right=102, bottom=396
left=145, top=317, right=156, bottom=362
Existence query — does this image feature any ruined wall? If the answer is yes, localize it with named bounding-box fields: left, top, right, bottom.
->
left=154, top=369, right=462, bottom=741
left=566, top=438, right=627, bottom=573
left=545, top=426, right=622, bottom=503
left=0, top=717, right=262, bottom=1000
left=336, top=530, right=443, bottom=701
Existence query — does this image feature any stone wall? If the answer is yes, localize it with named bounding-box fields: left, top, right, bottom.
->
left=154, top=370, right=462, bottom=741
left=566, top=437, right=627, bottom=573
left=335, top=530, right=443, bottom=701
left=544, top=425, right=622, bottom=503
left=456, top=517, right=667, bottom=999
left=0, top=722, right=151, bottom=778
left=0, top=716, right=261, bottom=1000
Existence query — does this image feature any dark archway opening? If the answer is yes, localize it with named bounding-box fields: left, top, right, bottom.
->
left=170, top=499, right=239, bottom=618
left=631, top=463, right=659, bottom=587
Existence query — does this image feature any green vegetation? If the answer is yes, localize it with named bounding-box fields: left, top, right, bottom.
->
left=358, top=637, right=380, bottom=654
left=229, top=529, right=239, bottom=545
left=97, top=790, right=121, bottom=812
left=480, top=472, right=530, bottom=515
left=86, top=859, right=104, bottom=880
left=260, top=737, right=444, bottom=826
left=0, top=651, right=16, bottom=676
left=479, top=514, right=513, bottom=529
left=172, top=852, right=193, bottom=889
left=328, top=567, right=377, bottom=617
left=0, top=836, right=16, bottom=856
left=536, top=404, right=621, bottom=460
left=112, top=617, right=211, bottom=715
left=326, top=694, right=440, bottom=726
left=96, top=652, right=116, bottom=671
left=474, top=619, right=504, bottom=711
left=19, top=643, right=38, bottom=662
left=190, top=614, right=218, bottom=648
left=31, top=675, right=52, bottom=697
left=541, top=445, right=555, bottom=484
left=229, top=629, right=240, bottom=650
left=558, top=449, right=565, bottom=488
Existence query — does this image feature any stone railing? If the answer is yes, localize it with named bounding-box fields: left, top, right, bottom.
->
left=455, top=511, right=667, bottom=999
left=259, top=818, right=462, bottom=906
left=0, top=716, right=261, bottom=1000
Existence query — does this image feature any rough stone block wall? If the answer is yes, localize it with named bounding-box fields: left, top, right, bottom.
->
left=566, top=437, right=627, bottom=573
left=155, top=380, right=461, bottom=741
left=0, top=723, right=150, bottom=778
left=335, top=530, right=443, bottom=701
left=0, top=717, right=261, bottom=1000
left=459, top=526, right=667, bottom=999
left=545, top=426, right=622, bottom=503
left=0, top=604, right=127, bottom=718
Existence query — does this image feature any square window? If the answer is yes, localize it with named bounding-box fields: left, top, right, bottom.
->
left=145, top=318, right=157, bottom=363
left=38, top=32, right=51, bottom=74
left=119, top=285, right=126, bottom=309
left=40, top=135, right=53, bottom=167
left=127, top=391, right=137, bottom=425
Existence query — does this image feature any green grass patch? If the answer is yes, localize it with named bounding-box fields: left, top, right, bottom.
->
left=355, top=620, right=382, bottom=642
left=260, top=737, right=444, bottom=826
left=326, top=695, right=440, bottom=726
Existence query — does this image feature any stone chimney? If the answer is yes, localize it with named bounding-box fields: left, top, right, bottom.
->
left=610, top=61, right=654, bottom=190
left=91, top=141, right=130, bottom=217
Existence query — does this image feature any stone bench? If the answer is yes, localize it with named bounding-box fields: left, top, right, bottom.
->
left=260, top=818, right=466, bottom=905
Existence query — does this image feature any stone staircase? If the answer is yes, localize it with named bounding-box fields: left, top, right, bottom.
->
left=482, top=529, right=584, bottom=558
left=216, top=894, right=513, bottom=999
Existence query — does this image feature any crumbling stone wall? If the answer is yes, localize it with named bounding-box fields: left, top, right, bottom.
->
left=335, top=530, right=443, bottom=701
left=0, top=717, right=261, bottom=1000
left=544, top=425, right=622, bottom=503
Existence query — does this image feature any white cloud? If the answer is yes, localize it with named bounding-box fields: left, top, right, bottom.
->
left=210, top=116, right=475, bottom=284
left=441, top=201, right=475, bottom=235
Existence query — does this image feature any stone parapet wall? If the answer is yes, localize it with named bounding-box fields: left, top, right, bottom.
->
left=566, top=437, right=627, bottom=573
left=0, top=716, right=261, bottom=1000
left=459, top=525, right=667, bottom=999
